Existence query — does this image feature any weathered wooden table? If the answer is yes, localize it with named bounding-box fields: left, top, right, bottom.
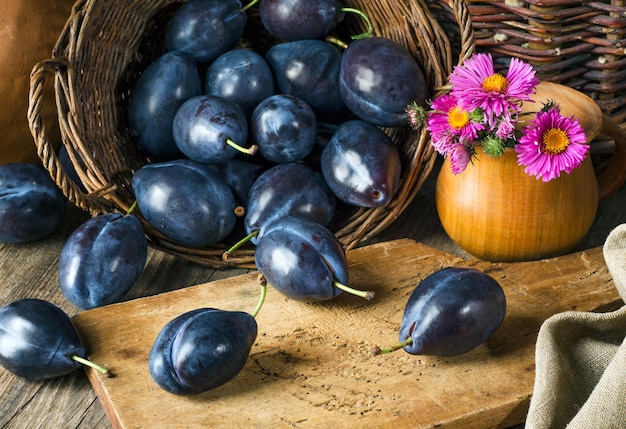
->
left=1, top=161, right=624, bottom=428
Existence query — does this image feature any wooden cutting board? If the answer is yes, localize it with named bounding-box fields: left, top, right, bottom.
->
left=71, top=239, right=622, bottom=429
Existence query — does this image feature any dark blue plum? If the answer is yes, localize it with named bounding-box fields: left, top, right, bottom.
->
left=149, top=308, right=257, bottom=395
left=58, top=213, right=148, bottom=310
left=131, top=159, right=238, bottom=247
left=127, top=51, right=202, bottom=159
left=399, top=267, right=506, bottom=356
left=173, top=95, right=251, bottom=164
left=254, top=216, right=348, bottom=302
left=0, top=163, right=66, bottom=243
left=244, top=162, right=335, bottom=244
left=251, top=94, right=317, bottom=163
left=265, top=39, right=348, bottom=121
left=321, top=120, right=401, bottom=207
left=58, top=145, right=87, bottom=193
left=214, top=159, right=267, bottom=205
left=339, top=37, right=426, bottom=127
left=259, top=0, right=344, bottom=41
left=0, top=299, right=86, bottom=380
left=165, top=0, right=247, bottom=64
left=205, top=49, right=275, bottom=118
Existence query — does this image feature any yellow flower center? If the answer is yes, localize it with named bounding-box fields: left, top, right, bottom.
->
left=541, top=128, right=570, bottom=154
left=482, top=73, right=508, bottom=93
left=447, top=105, right=470, bottom=129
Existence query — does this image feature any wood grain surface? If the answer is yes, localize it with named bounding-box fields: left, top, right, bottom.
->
left=1, top=162, right=625, bottom=429
left=72, top=239, right=621, bottom=429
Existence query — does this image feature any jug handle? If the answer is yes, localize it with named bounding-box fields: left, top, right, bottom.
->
left=596, top=114, right=626, bottom=201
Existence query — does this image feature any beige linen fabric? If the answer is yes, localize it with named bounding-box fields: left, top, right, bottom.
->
left=525, top=224, right=626, bottom=429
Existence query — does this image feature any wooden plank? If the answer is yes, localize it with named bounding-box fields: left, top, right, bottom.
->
left=71, top=239, right=622, bottom=429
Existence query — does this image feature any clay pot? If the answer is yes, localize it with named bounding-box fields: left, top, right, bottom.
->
left=435, top=82, right=626, bottom=262
left=0, top=0, right=74, bottom=165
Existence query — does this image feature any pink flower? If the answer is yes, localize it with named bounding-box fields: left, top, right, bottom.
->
left=448, top=144, right=473, bottom=175
left=449, top=54, right=539, bottom=127
left=515, top=108, right=588, bottom=182
left=494, top=112, right=516, bottom=141
left=426, top=94, right=484, bottom=154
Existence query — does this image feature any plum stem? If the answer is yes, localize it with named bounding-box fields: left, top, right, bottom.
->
left=72, top=355, right=114, bottom=377
left=126, top=200, right=138, bottom=215
left=333, top=280, right=375, bottom=301
left=371, top=337, right=413, bottom=355
left=341, top=8, right=373, bottom=40
left=325, top=36, right=348, bottom=49
left=241, top=0, right=258, bottom=12
left=223, top=230, right=259, bottom=260
left=251, top=278, right=267, bottom=318
left=226, top=138, right=258, bottom=155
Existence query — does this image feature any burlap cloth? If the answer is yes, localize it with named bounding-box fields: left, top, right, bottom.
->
left=525, top=224, right=626, bottom=428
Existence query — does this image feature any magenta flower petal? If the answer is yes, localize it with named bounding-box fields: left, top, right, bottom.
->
left=449, top=53, right=539, bottom=128
left=494, top=112, right=516, bottom=140
left=516, top=109, right=588, bottom=182
left=426, top=94, right=484, bottom=154
left=506, top=57, right=540, bottom=101
left=448, top=144, right=472, bottom=174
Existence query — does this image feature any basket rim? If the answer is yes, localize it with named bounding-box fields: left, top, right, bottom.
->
left=28, top=0, right=476, bottom=268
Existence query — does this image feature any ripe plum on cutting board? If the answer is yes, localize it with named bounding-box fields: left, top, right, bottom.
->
left=72, top=239, right=621, bottom=429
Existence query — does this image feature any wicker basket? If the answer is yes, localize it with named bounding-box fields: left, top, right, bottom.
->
left=432, top=0, right=626, bottom=127
left=28, top=0, right=474, bottom=268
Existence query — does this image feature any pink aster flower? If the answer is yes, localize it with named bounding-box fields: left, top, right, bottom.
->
left=448, top=143, right=473, bottom=175
left=515, top=108, right=588, bottom=182
left=449, top=53, right=539, bottom=127
left=426, top=94, right=484, bottom=154
left=494, top=112, right=516, bottom=141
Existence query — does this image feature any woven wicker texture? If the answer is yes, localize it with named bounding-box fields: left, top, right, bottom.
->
left=434, top=0, right=626, bottom=127
left=28, top=0, right=474, bottom=268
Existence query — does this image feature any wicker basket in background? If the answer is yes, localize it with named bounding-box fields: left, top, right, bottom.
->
left=434, top=0, right=626, bottom=127
left=28, top=0, right=474, bottom=268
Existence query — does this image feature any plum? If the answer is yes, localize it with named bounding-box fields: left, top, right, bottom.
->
left=321, top=120, right=401, bottom=207
left=258, top=0, right=344, bottom=41
left=0, top=163, right=66, bottom=243
left=250, top=94, right=318, bottom=163
left=0, top=299, right=108, bottom=380
left=58, top=145, right=86, bottom=193
left=165, top=0, right=247, bottom=64
left=127, top=51, right=202, bottom=159
left=58, top=212, right=148, bottom=310
left=265, top=39, right=348, bottom=121
left=339, top=37, right=426, bottom=127
left=131, top=159, right=238, bottom=247
left=255, top=216, right=373, bottom=302
left=244, top=162, right=335, bottom=244
left=375, top=267, right=506, bottom=357
left=172, top=95, right=254, bottom=164
left=148, top=308, right=257, bottom=395
left=205, top=49, right=275, bottom=118
left=214, top=158, right=268, bottom=206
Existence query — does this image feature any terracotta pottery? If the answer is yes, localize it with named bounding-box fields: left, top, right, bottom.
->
left=435, top=82, right=626, bottom=262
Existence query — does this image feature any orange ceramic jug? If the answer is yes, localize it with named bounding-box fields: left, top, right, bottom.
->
left=436, top=82, right=626, bottom=262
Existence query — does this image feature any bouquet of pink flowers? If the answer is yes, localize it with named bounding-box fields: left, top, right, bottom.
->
left=407, top=53, right=589, bottom=182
